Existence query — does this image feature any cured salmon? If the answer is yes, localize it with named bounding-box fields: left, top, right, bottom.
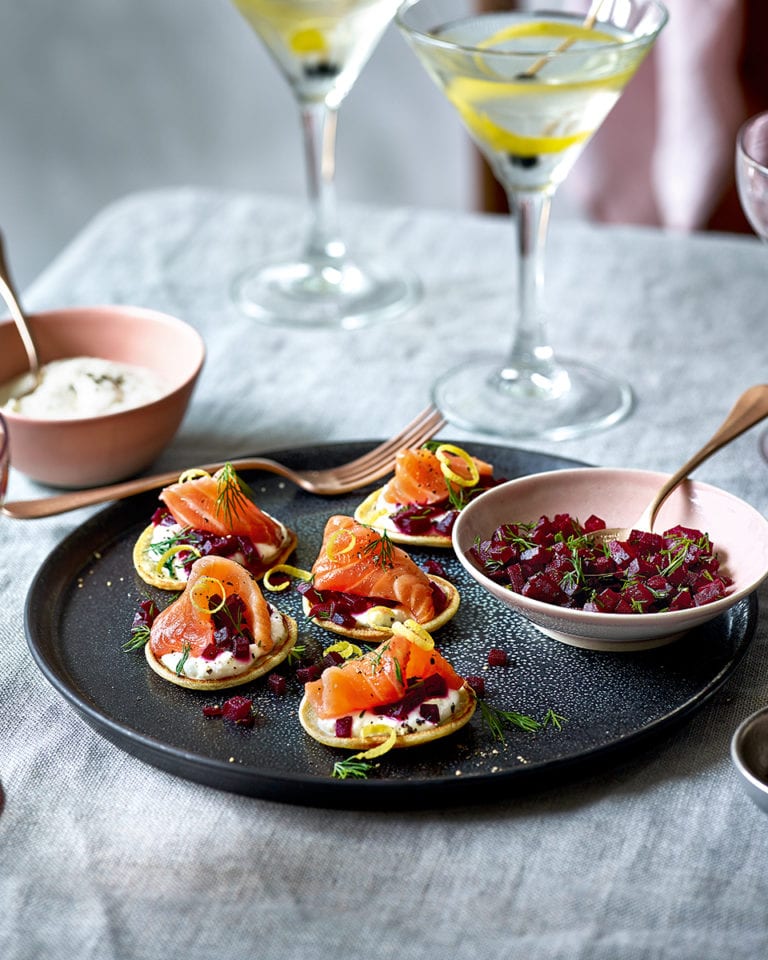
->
left=303, top=630, right=464, bottom=720
left=149, top=555, right=273, bottom=659
left=146, top=554, right=297, bottom=690
left=311, top=515, right=438, bottom=624
left=133, top=464, right=297, bottom=591
left=160, top=467, right=285, bottom=547
left=353, top=444, right=498, bottom=548
left=382, top=445, right=493, bottom=508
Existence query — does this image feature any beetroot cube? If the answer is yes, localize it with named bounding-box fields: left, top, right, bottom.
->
left=268, top=673, right=287, bottom=695
left=202, top=704, right=223, bottom=718
left=297, top=664, right=322, bottom=684
left=520, top=544, right=552, bottom=571
left=595, top=588, right=622, bottom=612
left=221, top=695, right=254, bottom=726
left=420, top=702, right=440, bottom=725
left=623, top=582, right=656, bottom=609
left=487, top=648, right=508, bottom=667
left=669, top=590, right=694, bottom=610
left=521, top=571, right=568, bottom=605
left=584, top=554, right=615, bottom=577
left=646, top=574, right=672, bottom=597
left=694, top=578, right=727, bottom=606
left=609, top=540, right=637, bottom=568
left=335, top=716, right=353, bottom=738
left=584, top=514, right=606, bottom=532
left=506, top=562, right=525, bottom=593
left=465, top=675, right=486, bottom=697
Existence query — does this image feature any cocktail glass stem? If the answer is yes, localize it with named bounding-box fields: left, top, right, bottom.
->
left=500, top=188, right=566, bottom=395
left=301, top=101, right=346, bottom=265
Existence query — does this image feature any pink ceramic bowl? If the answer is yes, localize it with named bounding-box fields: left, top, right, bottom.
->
left=453, top=467, right=768, bottom=652
left=0, top=306, right=205, bottom=487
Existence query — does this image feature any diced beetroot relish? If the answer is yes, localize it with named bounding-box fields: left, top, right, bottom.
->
left=389, top=476, right=504, bottom=537
left=151, top=508, right=265, bottom=578
left=296, top=574, right=449, bottom=628
left=469, top=513, right=731, bottom=614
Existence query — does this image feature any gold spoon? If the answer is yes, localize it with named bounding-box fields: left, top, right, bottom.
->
left=0, top=230, right=42, bottom=400
left=590, top=384, right=768, bottom=545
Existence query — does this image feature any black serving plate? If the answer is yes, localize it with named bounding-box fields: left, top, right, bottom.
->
left=25, top=442, right=757, bottom=809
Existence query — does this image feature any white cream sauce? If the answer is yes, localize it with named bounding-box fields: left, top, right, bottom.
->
left=0, top=356, right=164, bottom=418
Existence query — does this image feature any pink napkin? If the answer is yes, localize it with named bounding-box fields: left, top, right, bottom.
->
left=565, top=0, right=747, bottom=230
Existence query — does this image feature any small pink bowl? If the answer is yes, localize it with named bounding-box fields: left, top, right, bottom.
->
left=453, top=467, right=768, bottom=651
left=0, top=306, right=205, bottom=487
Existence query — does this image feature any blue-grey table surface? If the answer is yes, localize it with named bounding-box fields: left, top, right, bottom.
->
left=2, top=188, right=767, bottom=960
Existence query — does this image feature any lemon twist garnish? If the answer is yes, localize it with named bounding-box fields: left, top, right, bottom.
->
left=355, top=724, right=398, bottom=759
left=263, top=563, right=312, bottom=592
left=178, top=468, right=211, bottom=484
left=323, top=640, right=364, bottom=660
left=154, top=542, right=201, bottom=575
left=392, top=619, right=435, bottom=651
left=435, top=443, right=480, bottom=488
left=290, top=27, right=326, bottom=55
left=189, top=576, right=227, bottom=615
left=325, top=529, right=357, bottom=560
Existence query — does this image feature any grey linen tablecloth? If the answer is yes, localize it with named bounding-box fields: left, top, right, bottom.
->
left=2, top=188, right=768, bottom=959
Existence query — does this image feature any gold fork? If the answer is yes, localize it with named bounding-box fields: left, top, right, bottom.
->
left=2, top=404, right=447, bottom=520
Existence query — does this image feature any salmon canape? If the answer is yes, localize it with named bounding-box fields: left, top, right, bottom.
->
left=299, top=622, right=476, bottom=750
left=145, top=554, right=298, bottom=690
left=133, top=463, right=297, bottom=590
left=286, top=515, right=460, bottom=641
left=354, top=442, right=501, bottom=547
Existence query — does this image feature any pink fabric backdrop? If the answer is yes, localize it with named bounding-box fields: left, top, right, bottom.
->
left=565, top=0, right=749, bottom=230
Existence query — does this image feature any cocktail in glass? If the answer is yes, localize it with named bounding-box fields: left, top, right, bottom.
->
left=231, top=0, right=422, bottom=329
left=397, top=0, right=668, bottom=439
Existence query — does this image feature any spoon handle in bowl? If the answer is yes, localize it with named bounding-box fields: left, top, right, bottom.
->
left=644, top=383, right=768, bottom=529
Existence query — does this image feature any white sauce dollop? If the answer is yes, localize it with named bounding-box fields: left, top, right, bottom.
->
left=314, top=688, right=464, bottom=737
left=0, top=356, right=164, bottom=418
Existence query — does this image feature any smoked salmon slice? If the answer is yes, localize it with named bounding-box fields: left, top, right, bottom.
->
left=149, top=554, right=274, bottom=660
left=311, top=515, right=437, bottom=623
left=160, top=466, right=285, bottom=547
left=382, top=445, right=493, bottom=507
left=303, top=630, right=464, bottom=720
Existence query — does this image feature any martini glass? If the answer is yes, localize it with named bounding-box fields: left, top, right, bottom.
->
left=397, top=0, right=668, bottom=440
left=736, top=111, right=768, bottom=463
left=230, top=0, right=421, bottom=329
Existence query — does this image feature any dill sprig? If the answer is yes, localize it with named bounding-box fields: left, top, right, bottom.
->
left=478, top=700, right=542, bottom=743
left=122, top=624, right=151, bottom=651
left=362, top=528, right=394, bottom=568
left=542, top=709, right=568, bottom=730
left=215, top=462, right=254, bottom=527
left=175, top=642, right=192, bottom=676
left=286, top=643, right=307, bottom=666
left=332, top=756, right=375, bottom=780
